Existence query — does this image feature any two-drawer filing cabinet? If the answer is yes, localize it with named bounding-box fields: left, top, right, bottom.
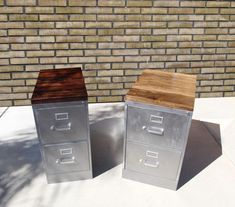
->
left=122, top=69, right=196, bottom=190
left=31, top=68, right=92, bottom=183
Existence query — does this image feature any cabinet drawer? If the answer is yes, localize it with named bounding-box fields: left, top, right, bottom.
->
left=125, top=141, right=181, bottom=181
left=126, top=105, right=190, bottom=150
left=34, top=104, right=88, bottom=144
left=42, top=142, right=90, bottom=174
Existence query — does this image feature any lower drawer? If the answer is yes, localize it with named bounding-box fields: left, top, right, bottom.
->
left=125, top=141, right=182, bottom=181
left=42, top=141, right=90, bottom=174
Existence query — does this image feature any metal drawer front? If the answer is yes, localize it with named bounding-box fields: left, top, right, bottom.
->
left=35, top=104, right=88, bottom=144
left=125, top=142, right=181, bottom=180
left=127, top=105, right=189, bottom=150
left=42, top=142, right=90, bottom=174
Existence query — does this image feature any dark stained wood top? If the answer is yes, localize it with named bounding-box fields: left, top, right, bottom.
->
left=31, top=68, right=87, bottom=104
left=126, top=69, right=197, bottom=111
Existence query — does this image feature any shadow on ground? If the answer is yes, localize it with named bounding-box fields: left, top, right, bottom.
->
left=0, top=131, right=42, bottom=207
left=178, top=119, right=222, bottom=189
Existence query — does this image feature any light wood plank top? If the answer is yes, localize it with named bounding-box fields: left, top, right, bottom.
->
left=126, top=69, right=197, bottom=111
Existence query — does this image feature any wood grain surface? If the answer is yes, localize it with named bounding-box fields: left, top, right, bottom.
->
left=31, top=67, right=87, bottom=104
left=126, top=69, right=197, bottom=111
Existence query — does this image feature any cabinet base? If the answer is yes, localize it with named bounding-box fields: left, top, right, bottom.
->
left=46, top=171, right=93, bottom=184
left=122, top=169, right=178, bottom=190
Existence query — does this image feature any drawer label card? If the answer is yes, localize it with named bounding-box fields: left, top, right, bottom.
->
left=55, top=112, right=69, bottom=120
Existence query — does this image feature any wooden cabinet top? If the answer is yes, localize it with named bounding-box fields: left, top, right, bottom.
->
left=31, top=68, right=87, bottom=104
left=126, top=69, right=197, bottom=111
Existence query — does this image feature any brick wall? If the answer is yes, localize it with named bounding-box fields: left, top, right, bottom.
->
left=0, top=0, right=235, bottom=106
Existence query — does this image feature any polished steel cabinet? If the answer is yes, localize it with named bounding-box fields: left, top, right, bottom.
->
left=31, top=68, right=92, bottom=183
left=122, top=70, right=196, bottom=190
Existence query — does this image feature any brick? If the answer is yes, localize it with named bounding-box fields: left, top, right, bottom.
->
left=25, top=22, right=54, bottom=29
left=141, top=35, right=165, bottom=42
left=9, top=29, right=38, bottom=36
left=224, top=80, right=235, bottom=85
left=82, top=70, right=96, bottom=77
left=0, top=15, right=8, bottom=21
left=0, top=65, right=24, bottom=72
left=26, top=36, right=55, bottom=43
left=125, top=55, right=150, bottom=62
left=0, top=80, right=24, bottom=86
left=98, top=83, right=123, bottom=89
left=56, top=22, right=84, bottom=28
left=88, top=90, right=110, bottom=96
left=86, top=8, right=113, bottom=14
left=153, top=29, right=178, bottom=35
left=85, top=63, right=111, bottom=70
left=27, top=51, right=54, bottom=57
left=215, top=61, right=235, bottom=67
left=0, top=30, right=7, bottom=36
left=217, top=48, right=235, bottom=54
left=70, top=14, right=96, bottom=21
left=11, top=58, right=38, bottom=65
left=38, top=0, right=66, bottom=6
left=99, top=42, right=125, bottom=49
left=69, top=0, right=96, bottom=6
left=126, top=29, right=151, bottom=36
left=0, top=51, right=25, bottom=58
left=98, top=96, right=122, bottom=102
left=194, top=35, right=216, bottom=41
left=201, top=68, right=225, bottom=74
left=86, top=22, right=112, bottom=28
left=0, top=87, right=11, bottom=93
left=85, top=36, right=111, bottom=42
left=201, top=80, right=223, bottom=86
left=192, top=48, right=215, bottom=55
left=126, top=42, right=151, bottom=48
left=127, top=1, right=152, bottom=7
left=0, top=22, right=24, bottom=29
left=153, top=42, right=177, bottom=48
left=39, top=29, right=67, bottom=36
left=207, top=2, right=230, bottom=7
left=98, top=0, right=125, bottom=7
left=113, top=49, right=138, bottom=56
left=85, top=77, right=111, bottom=84
left=70, top=29, right=96, bottom=36
left=141, top=22, right=166, bottom=28
left=226, top=67, right=235, bottom=73
left=178, top=55, right=201, bottom=61
left=180, top=1, right=205, bottom=7
left=0, top=100, right=12, bottom=106
left=56, top=7, right=83, bottom=13
left=111, top=89, right=128, bottom=96
left=140, top=49, right=166, bottom=55
left=194, top=22, right=218, bottom=28
left=40, top=15, right=68, bottom=21
left=179, top=42, right=202, bottom=48
left=203, top=55, right=226, bottom=61
left=191, top=61, right=214, bottom=68
left=165, top=62, right=189, bottom=68
left=25, top=79, right=37, bottom=86
left=195, top=8, right=219, bottom=14
left=55, top=64, right=82, bottom=69
left=25, top=65, right=53, bottom=71
left=0, top=93, right=27, bottom=100
left=200, top=92, right=223, bottom=98
left=112, top=63, right=137, bottom=69
left=56, top=50, right=83, bottom=57
left=139, top=62, right=164, bottom=69
left=98, top=70, right=123, bottom=76
left=112, top=76, right=137, bottom=83
left=152, top=15, right=178, bottom=21
left=177, top=68, right=201, bottom=74
left=169, top=8, right=193, bottom=14
left=167, top=49, right=190, bottom=55
left=214, top=74, right=235, bottom=79
left=40, top=43, right=68, bottom=50
left=205, top=28, right=228, bottom=35
left=0, top=7, right=23, bottom=13
left=228, top=55, right=235, bottom=60
left=9, top=14, right=38, bottom=21
left=71, top=43, right=96, bottom=49
left=167, top=35, right=192, bottom=41
left=196, top=87, right=211, bottom=92
left=179, top=15, right=204, bottom=21
left=56, top=36, right=83, bottom=43
left=85, top=84, right=97, bottom=90
left=98, top=29, right=124, bottom=35
left=97, top=56, right=123, bottom=63
left=69, top=57, right=96, bottom=63
left=206, top=15, right=229, bottom=22
left=229, top=29, right=235, bottom=34
left=114, top=8, right=140, bottom=14
left=221, top=9, right=235, bottom=14
left=154, top=1, right=179, bottom=7
left=125, top=69, right=143, bottom=76
left=204, top=42, right=227, bottom=48
left=88, top=97, right=96, bottom=103
left=0, top=73, right=10, bottom=79
left=225, top=92, right=235, bottom=97
left=98, top=15, right=124, bottom=21
left=0, top=37, right=24, bottom=43
left=152, top=55, right=176, bottom=62
left=40, top=57, right=67, bottom=64
left=12, top=72, right=38, bottom=79
left=168, top=22, right=193, bottom=28
left=113, top=22, right=140, bottom=28
left=126, top=15, right=151, bottom=21
left=0, top=44, right=9, bottom=50
left=13, top=99, right=31, bottom=106
left=113, top=35, right=139, bottom=42
left=142, top=8, right=167, bottom=14
left=179, top=28, right=203, bottom=35
left=85, top=50, right=111, bottom=56
left=0, top=59, right=9, bottom=65
left=7, top=0, right=36, bottom=5
left=218, top=35, right=235, bottom=41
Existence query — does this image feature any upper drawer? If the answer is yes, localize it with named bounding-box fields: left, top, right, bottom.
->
left=126, top=105, right=190, bottom=150
left=34, top=104, right=88, bottom=144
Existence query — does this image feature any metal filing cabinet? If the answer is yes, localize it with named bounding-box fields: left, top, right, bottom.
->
left=122, top=69, right=196, bottom=190
left=31, top=68, right=92, bottom=183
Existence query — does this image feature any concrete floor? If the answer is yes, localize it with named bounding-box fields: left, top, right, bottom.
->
left=0, top=99, right=235, bottom=207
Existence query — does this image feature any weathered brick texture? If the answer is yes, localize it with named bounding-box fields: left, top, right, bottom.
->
left=0, top=0, right=235, bottom=106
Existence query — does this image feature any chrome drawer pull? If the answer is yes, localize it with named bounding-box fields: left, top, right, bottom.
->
left=146, top=126, right=164, bottom=136
left=50, top=122, right=71, bottom=131
left=143, top=159, right=159, bottom=168
left=56, top=156, right=75, bottom=164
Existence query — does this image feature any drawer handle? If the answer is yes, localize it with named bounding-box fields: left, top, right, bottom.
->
left=50, top=122, right=71, bottom=131
left=143, top=159, right=159, bottom=168
left=150, top=115, right=163, bottom=124
left=56, top=156, right=75, bottom=165
left=144, top=126, right=164, bottom=136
